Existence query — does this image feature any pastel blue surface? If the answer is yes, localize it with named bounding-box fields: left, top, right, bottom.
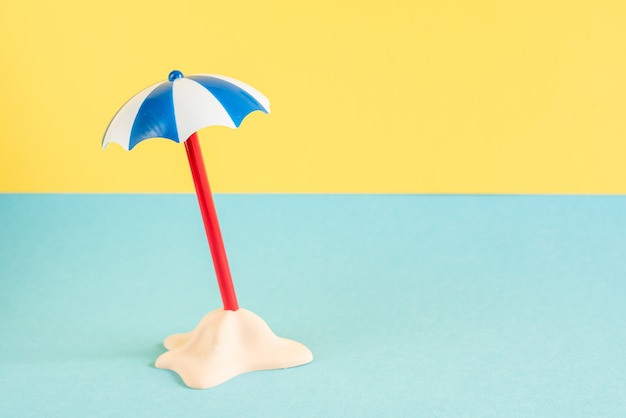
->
left=0, top=195, right=625, bottom=417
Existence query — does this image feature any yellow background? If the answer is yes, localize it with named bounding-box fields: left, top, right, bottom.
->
left=1, top=0, right=625, bottom=193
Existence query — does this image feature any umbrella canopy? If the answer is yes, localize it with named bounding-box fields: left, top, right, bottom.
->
left=103, top=70, right=270, bottom=311
left=103, top=70, right=270, bottom=150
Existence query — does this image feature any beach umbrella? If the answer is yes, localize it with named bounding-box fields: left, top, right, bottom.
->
left=103, top=70, right=270, bottom=311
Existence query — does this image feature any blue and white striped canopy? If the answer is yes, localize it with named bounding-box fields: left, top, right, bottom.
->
left=103, top=70, right=270, bottom=150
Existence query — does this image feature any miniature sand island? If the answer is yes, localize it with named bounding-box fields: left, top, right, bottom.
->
left=155, top=308, right=313, bottom=389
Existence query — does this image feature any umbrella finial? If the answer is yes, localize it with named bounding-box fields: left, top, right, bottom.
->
left=168, top=70, right=184, bottom=82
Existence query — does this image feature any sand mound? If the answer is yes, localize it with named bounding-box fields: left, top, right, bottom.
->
left=155, top=308, right=313, bottom=389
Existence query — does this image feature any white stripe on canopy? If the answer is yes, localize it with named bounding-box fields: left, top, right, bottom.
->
left=102, top=81, right=162, bottom=150
left=172, top=77, right=236, bottom=143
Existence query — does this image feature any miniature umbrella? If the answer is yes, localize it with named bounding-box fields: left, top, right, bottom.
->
left=103, top=70, right=312, bottom=389
left=103, top=70, right=270, bottom=311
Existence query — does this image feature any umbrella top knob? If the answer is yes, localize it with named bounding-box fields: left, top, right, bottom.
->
left=168, top=70, right=184, bottom=82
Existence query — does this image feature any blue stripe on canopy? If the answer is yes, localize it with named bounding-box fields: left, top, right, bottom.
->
left=129, top=82, right=179, bottom=150
left=188, top=76, right=268, bottom=127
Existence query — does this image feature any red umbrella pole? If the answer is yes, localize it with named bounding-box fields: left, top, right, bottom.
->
left=184, top=132, right=239, bottom=311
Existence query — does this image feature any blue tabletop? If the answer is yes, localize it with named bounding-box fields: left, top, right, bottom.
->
left=0, top=194, right=624, bottom=417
